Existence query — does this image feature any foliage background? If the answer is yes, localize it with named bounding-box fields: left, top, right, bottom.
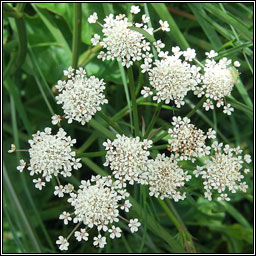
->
left=3, top=2, right=253, bottom=254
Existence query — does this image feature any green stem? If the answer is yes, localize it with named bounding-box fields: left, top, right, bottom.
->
left=144, top=102, right=163, bottom=139
left=158, top=199, right=196, bottom=253
left=89, top=119, right=116, bottom=140
left=152, top=130, right=168, bottom=143
left=127, top=67, right=139, bottom=137
left=12, top=4, right=27, bottom=75
left=186, top=96, right=206, bottom=118
left=72, top=3, right=82, bottom=69
left=150, top=144, right=168, bottom=151
left=76, top=151, right=106, bottom=158
left=98, top=111, right=124, bottom=135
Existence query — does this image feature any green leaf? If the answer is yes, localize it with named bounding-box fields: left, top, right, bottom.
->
left=189, top=4, right=222, bottom=50
left=31, top=4, right=72, bottom=59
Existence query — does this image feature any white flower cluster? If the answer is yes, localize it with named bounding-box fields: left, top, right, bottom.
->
left=103, top=135, right=152, bottom=186
left=88, top=11, right=169, bottom=68
left=142, top=47, right=201, bottom=107
left=147, top=154, right=192, bottom=201
left=16, top=128, right=81, bottom=190
left=54, top=67, right=108, bottom=125
left=91, top=14, right=151, bottom=68
left=168, top=117, right=215, bottom=162
left=56, top=175, right=140, bottom=251
left=194, top=50, right=239, bottom=115
left=193, top=142, right=250, bottom=201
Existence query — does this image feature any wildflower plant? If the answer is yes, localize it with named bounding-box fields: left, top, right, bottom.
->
left=4, top=2, right=253, bottom=254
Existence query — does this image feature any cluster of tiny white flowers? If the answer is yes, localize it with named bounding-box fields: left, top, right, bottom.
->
left=147, top=154, right=191, bottom=201
left=54, top=67, right=108, bottom=125
left=193, top=142, right=251, bottom=201
left=16, top=128, right=81, bottom=190
left=194, top=50, right=239, bottom=114
left=90, top=14, right=151, bottom=68
left=103, top=135, right=152, bottom=186
left=142, top=47, right=201, bottom=107
left=168, top=117, right=215, bottom=162
left=56, top=175, right=140, bottom=251
left=89, top=10, right=170, bottom=68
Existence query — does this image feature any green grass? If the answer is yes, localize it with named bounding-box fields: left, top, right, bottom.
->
left=3, top=2, right=253, bottom=254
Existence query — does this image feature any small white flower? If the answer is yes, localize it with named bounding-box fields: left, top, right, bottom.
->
left=203, top=99, right=214, bottom=111
left=207, top=128, right=216, bottom=139
left=183, top=48, right=196, bottom=61
left=130, top=5, right=140, bottom=14
left=158, top=51, right=169, bottom=59
left=8, top=144, right=16, bottom=153
left=51, top=114, right=61, bottom=125
left=141, top=62, right=151, bottom=73
left=172, top=46, right=181, bottom=55
left=120, top=200, right=132, bottom=212
left=153, top=40, right=165, bottom=52
left=108, top=226, right=122, bottom=239
left=223, top=104, right=234, bottom=115
left=76, top=67, right=86, bottom=77
left=205, top=50, right=218, bottom=58
left=204, top=191, right=212, bottom=201
left=91, top=34, right=100, bottom=45
left=128, top=218, right=141, bottom=233
left=64, top=183, right=74, bottom=193
left=63, top=66, right=74, bottom=78
left=17, top=159, right=26, bottom=172
left=159, top=20, right=170, bottom=32
left=88, top=12, right=98, bottom=23
left=142, top=14, right=150, bottom=23
left=33, top=178, right=45, bottom=190
left=59, top=211, right=72, bottom=225
left=93, top=234, right=107, bottom=248
left=217, top=193, right=230, bottom=201
left=74, top=229, right=89, bottom=241
left=212, top=141, right=223, bottom=151
left=243, top=169, right=250, bottom=174
left=56, top=236, right=69, bottom=251
left=244, top=154, right=251, bottom=163
left=233, top=61, right=240, bottom=67
left=54, top=185, right=65, bottom=197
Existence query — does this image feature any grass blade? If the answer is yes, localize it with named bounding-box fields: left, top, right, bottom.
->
left=151, top=3, right=190, bottom=50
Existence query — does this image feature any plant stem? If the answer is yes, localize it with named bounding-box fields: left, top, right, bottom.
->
left=76, top=151, right=106, bottom=158
left=98, top=111, right=124, bottom=135
left=158, top=199, right=196, bottom=253
left=144, top=101, right=163, bottom=139
left=127, top=67, right=140, bottom=137
left=150, top=144, right=168, bottom=151
left=72, top=3, right=82, bottom=69
left=89, top=119, right=116, bottom=140
left=186, top=96, right=206, bottom=118
left=152, top=130, right=168, bottom=143
left=4, top=3, right=27, bottom=79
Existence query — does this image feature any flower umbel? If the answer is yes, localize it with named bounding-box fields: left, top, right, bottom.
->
left=103, top=135, right=152, bottom=186
left=54, top=67, right=108, bottom=125
left=19, top=127, right=81, bottom=189
left=168, top=117, right=213, bottom=162
left=56, top=175, right=140, bottom=250
left=194, top=142, right=250, bottom=201
left=147, top=153, right=191, bottom=201
left=144, top=48, right=201, bottom=107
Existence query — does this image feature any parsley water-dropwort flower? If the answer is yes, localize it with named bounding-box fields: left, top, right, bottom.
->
left=56, top=175, right=140, bottom=251
left=103, top=135, right=153, bottom=187
left=193, top=142, right=250, bottom=201
left=167, top=116, right=214, bottom=162
left=15, top=127, right=81, bottom=190
left=53, top=67, right=108, bottom=125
